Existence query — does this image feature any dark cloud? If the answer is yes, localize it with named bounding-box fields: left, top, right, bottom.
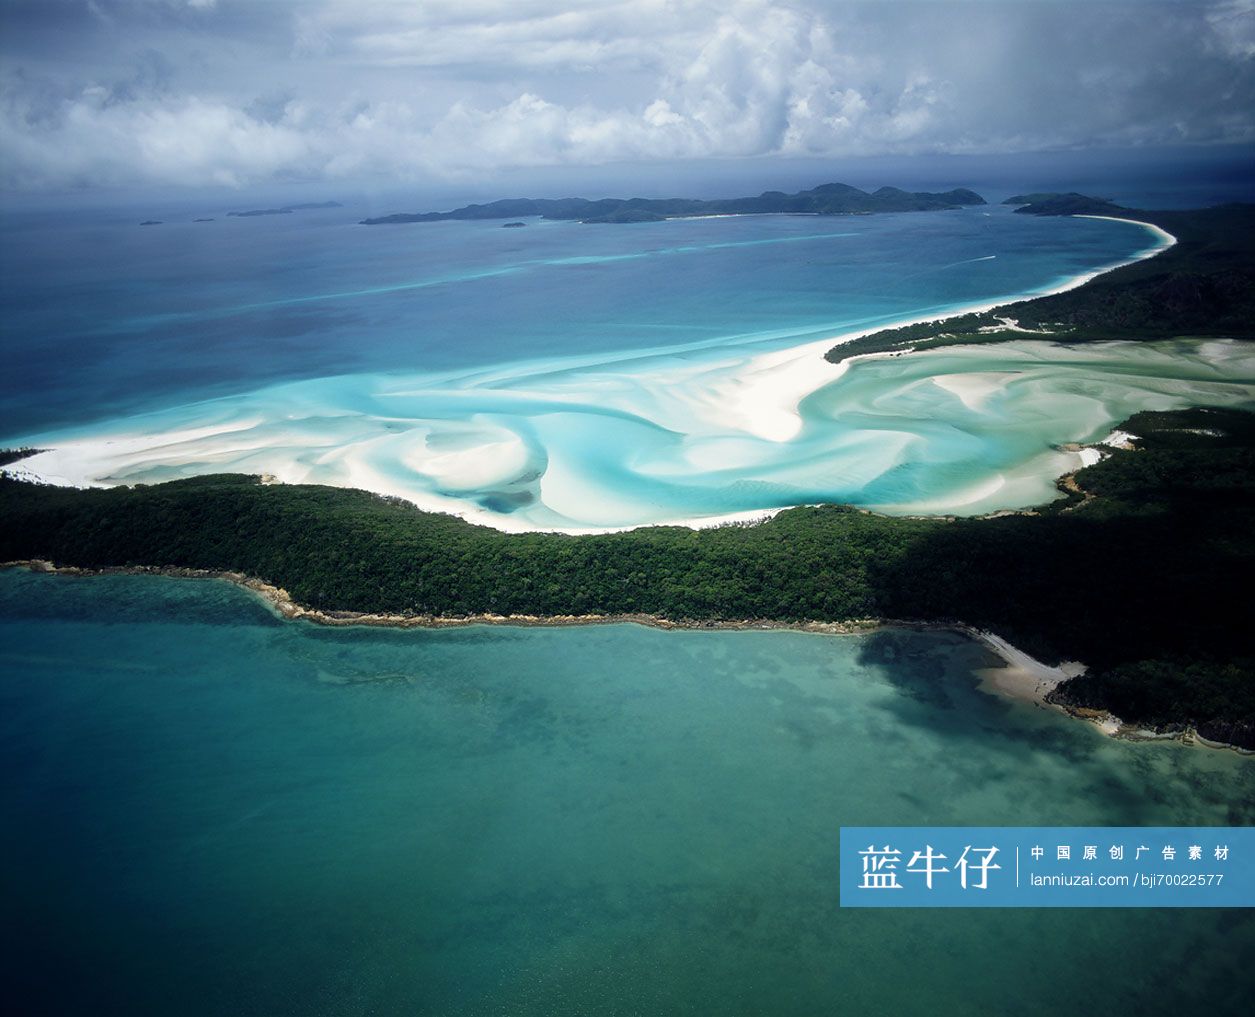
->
left=0, top=1, right=1251, bottom=190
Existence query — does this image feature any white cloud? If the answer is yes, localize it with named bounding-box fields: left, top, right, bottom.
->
left=1207, top=0, right=1255, bottom=57
left=1, top=0, right=1252, bottom=190
left=0, top=88, right=314, bottom=189
left=296, top=0, right=690, bottom=69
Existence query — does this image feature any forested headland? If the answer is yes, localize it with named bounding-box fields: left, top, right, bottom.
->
left=825, top=202, right=1255, bottom=363
left=3, top=407, right=1252, bottom=748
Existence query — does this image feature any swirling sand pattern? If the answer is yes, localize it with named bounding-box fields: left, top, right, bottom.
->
left=10, top=337, right=1254, bottom=532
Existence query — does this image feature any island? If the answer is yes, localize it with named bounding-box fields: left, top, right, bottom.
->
left=139, top=220, right=162, bottom=226
left=227, top=201, right=344, bottom=217
left=359, top=182, right=987, bottom=225
left=1009, top=192, right=1127, bottom=216
left=1002, top=191, right=1119, bottom=211
left=501, top=221, right=527, bottom=228
left=1003, top=192, right=1065, bottom=205
left=227, top=208, right=292, bottom=217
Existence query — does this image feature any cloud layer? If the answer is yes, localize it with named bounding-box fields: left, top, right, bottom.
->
left=2, top=0, right=1253, bottom=190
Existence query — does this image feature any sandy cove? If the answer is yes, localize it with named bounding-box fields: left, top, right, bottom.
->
left=6, top=557, right=1248, bottom=755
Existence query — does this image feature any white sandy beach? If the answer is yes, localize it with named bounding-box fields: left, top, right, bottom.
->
left=2, top=214, right=1193, bottom=535
left=971, top=629, right=1087, bottom=706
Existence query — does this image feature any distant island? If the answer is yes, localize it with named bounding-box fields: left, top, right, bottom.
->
left=1004, top=192, right=1127, bottom=216
left=227, top=201, right=344, bottom=217
left=501, top=221, right=527, bottom=228
left=360, top=182, right=986, bottom=225
left=193, top=218, right=214, bottom=223
left=1002, top=191, right=1119, bottom=211
left=139, top=220, right=162, bottom=226
left=1003, top=192, right=1063, bottom=205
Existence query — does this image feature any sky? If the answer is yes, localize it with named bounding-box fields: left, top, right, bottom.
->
left=1, top=0, right=1253, bottom=196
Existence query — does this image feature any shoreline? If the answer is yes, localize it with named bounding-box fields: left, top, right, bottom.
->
left=5, top=556, right=1247, bottom=756
left=2, top=213, right=1179, bottom=537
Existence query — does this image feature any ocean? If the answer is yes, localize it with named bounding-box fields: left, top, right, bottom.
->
left=1, top=570, right=1252, bottom=1015
left=2, top=197, right=1253, bottom=1014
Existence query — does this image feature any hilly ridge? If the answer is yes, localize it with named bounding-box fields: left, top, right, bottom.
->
left=360, top=183, right=986, bottom=225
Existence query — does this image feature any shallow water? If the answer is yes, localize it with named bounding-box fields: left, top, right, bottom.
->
left=2, top=570, right=1251, bottom=1015
left=12, top=204, right=1254, bottom=531
left=0, top=204, right=1150, bottom=434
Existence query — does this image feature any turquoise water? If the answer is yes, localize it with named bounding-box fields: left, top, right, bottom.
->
left=0, top=205, right=1157, bottom=435
left=12, top=205, right=1255, bottom=529
left=3, top=202, right=1253, bottom=1012
left=2, top=570, right=1252, bottom=1015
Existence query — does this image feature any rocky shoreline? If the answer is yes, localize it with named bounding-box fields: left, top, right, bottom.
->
left=1046, top=691, right=1254, bottom=755
left=5, top=558, right=1249, bottom=756
left=3, top=558, right=882, bottom=634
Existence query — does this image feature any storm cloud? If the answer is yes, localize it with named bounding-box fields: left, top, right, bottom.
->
left=1, top=0, right=1252, bottom=190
